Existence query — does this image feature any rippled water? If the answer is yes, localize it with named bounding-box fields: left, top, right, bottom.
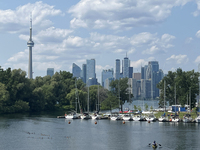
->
left=0, top=113, right=200, bottom=150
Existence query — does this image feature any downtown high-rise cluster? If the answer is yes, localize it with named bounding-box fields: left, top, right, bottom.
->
left=72, top=56, right=164, bottom=100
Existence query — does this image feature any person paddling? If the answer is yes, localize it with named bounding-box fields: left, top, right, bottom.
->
left=153, top=141, right=157, bottom=146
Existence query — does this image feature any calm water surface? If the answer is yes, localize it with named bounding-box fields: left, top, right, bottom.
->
left=0, top=113, right=200, bottom=150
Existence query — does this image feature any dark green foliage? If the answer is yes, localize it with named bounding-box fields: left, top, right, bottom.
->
left=157, top=69, right=200, bottom=109
left=109, top=78, right=133, bottom=111
left=0, top=67, right=117, bottom=114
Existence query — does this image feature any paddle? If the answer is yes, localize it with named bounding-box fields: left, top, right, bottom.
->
left=148, top=143, right=151, bottom=146
left=149, top=142, right=162, bottom=147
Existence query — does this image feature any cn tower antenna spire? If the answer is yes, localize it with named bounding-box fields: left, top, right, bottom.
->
left=29, top=12, right=32, bottom=41
left=27, top=12, right=34, bottom=79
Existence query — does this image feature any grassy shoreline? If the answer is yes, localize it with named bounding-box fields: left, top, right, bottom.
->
left=154, top=111, right=198, bottom=119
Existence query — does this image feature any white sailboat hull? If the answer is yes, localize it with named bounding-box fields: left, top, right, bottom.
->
left=195, top=116, right=200, bottom=123
left=158, top=117, right=168, bottom=122
left=183, top=117, right=192, bottom=123
left=171, top=118, right=180, bottom=122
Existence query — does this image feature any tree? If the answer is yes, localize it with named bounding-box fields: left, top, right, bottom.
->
left=109, top=78, right=133, bottom=111
left=157, top=69, right=199, bottom=109
left=133, top=105, right=137, bottom=111
left=144, top=103, right=149, bottom=111
left=101, top=93, right=118, bottom=111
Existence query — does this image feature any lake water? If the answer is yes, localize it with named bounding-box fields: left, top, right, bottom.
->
left=1, top=113, right=200, bottom=150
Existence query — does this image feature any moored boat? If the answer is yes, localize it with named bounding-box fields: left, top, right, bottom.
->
left=133, top=113, right=145, bottom=121
left=158, top=114, right=168, bottom=122
left=195, top=115, right=200, bottom=123
left=110, top=113, right=122, bottom=120
left=171, top=113, right=180, bottom=122
left=81, top=112, right=92, bottom=120
left=122, top=114, right=133, bottom=121
left=65, top=112, right=81, bottom=119
left=183, top=114, right=193, bottom=123
left=146, top=113, right=156, bottom=122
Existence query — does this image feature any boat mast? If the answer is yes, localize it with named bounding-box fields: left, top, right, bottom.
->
left=164, top=80, right=166, bottom=112
left=175, top=84, right=176, bottom=113
left=187, top=94, right=188, bottom=113
left=75, top=79, right=77, bottom=113
left=118, top=80, right=120, bottom=112
left=98, top=84, right=100, bottom=112
left=88, top=86, right=89, bottom=113
left=189, top=87, right=191, bottom=114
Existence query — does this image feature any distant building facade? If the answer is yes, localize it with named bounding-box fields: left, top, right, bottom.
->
left=115, top=59, right=120, bottom=80
left=81, top=64, right=86, bottom=83
left=105, top=77, right=114, bottom=91
left=86, top=59, right=96, bottom=83
left=47, top=68, right=54, bottom=77
left=123, top=57, right=129, bottom=78
left=72, top=63, right=81, bottom=78
left=129, top=67, right=133, bottom=78
left=101, top=69, right=114, bottom=87
left=133, top=73, right=141, bottom=81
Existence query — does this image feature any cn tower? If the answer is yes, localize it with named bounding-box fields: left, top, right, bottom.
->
left=27, top=15, right=34, bottom=79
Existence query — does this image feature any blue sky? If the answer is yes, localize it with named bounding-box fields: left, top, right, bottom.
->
left=1, top=0, right=200, bottom=83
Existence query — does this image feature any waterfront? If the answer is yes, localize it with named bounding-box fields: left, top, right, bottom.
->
left=1, top=113, right=200, bottom=150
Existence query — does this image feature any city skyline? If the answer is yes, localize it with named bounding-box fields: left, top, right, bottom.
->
left=1, top=1, right=200, bottom=83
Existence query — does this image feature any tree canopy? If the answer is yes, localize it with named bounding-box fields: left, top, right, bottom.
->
left=109, top=78, right=133, bottom=111
left=157, top=69, right=199, bottom=108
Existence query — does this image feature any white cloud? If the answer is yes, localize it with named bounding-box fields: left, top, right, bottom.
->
left=166, top=54, right=189, bottom=64
left=185, top=37, right=193, bottom=44
left=8, top=51, right=28, bottom=62
left=96, top=65, right=113, bottom=71
left=113, top=49, right=125, bottom=53
left=196, top=30, right=200, bottom=38
left=128, top=48, right=136, bottom=54
left=136, top=33, right=176, bottom=54
left=11, top=31, right=176, bottom=75
left=19, top=27, right=73, bottom=44
left=0, top=1, right=62, bottom=33
left=193, top=0, right=200, bottom=16
left=142, top=45, right=160, bottom=54
left=130, top=59, right=148, bottom=69
left=195, top=55, right=200, bottom=63
left=68, top=0, right=191, bottom=30
left=130, top=32, right=157, bottom=46
left=34, top=62, right=62, bottom=71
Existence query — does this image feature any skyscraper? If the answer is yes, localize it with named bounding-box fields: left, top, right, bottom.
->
left=101, top=69, right=114, bottom=87
left=129, top=67, right=133, bottom=78
left=86, top=59, right=96, bottom=84
left=47, top=68, right=54, bottom=77
left=133, top=73, right=141, bottom=80
left=145, top=61, right=160, bottom=99
left=27, top=15, right=34, bottom=79
left=105, top=78, right=114, bottom=91
left=115, top=59, right=120, bottom=80
left=72, top=63, right=81, bottom=78
left=123, top=57, right=129, bottom=78
left=81, top=64, right=86, bottom=83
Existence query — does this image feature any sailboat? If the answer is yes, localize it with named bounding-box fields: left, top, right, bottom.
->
left=81, top=86, right=91, bottom=120
left=159, top=80, right=168, bottom=122
left=92, top=85, right=102, bottom=120
left=171, top=84, right=180, bottom=122
left=195, top=80, right=200, bottom=123
left=65, top=79, right=81, bottom=119
left=183, top=88, right=192, bottom=123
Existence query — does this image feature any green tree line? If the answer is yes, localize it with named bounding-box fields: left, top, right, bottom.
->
left=157, top=69, right=200, bottom=109
left=0, top=67, right=131, bottom=114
